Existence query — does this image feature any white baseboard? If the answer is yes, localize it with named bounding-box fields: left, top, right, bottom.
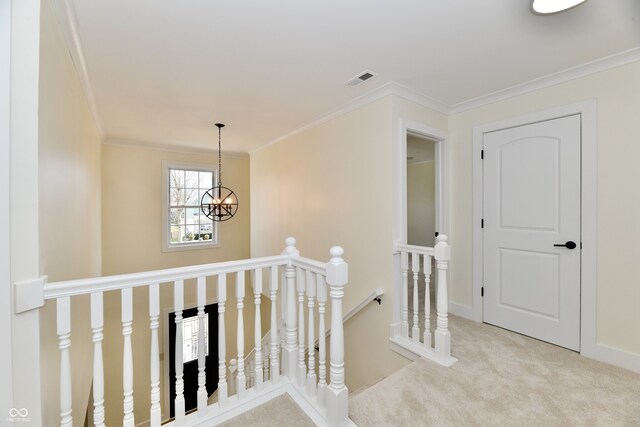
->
left=448, top=302, right=478, bottom=321
left=582, top=342, right=640, bottom=374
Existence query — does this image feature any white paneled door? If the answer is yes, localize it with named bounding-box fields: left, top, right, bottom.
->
left=483, top=115, right=581, bottom=351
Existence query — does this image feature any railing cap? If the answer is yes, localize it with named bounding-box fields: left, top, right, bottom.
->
left=330, top=246, right=344, bottom=261
left=326, top=246, right=348, bottom=287
left=283, top=236, right=300, bottom=258
left=435, top=234, right=451, bottom=261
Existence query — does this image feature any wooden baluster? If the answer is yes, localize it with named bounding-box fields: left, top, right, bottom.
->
left=411, top=253, right=420, bottom=342
left=400, top=251, right=409, bottom=338
left=280, top=270, right=286, bottom=373
left=283, top=237, right=299, bottom=379
left=424, top=255, right=432, bottom=349
left=263, top=343, right=270, bottom=381
left=326, top=247, right=349, bottom=427
left=122, top=288, right=134, bottom=427
left=435, top=235, right=452, bottom=362
left=269, top=265, right=280, bottom=383
left=316, top=274, right=328, bottom=408
left=248, top=360, right=255, bottom=388
left=174, top=280, right=186, bottom=424
left=306, top=270, right=317, bottom=396
left=149, top=284, right=161, bottom=426
left=228, top=359, right=237, bottom=396
left=253, top=268, right=264, bottom=391
left=296, top=266, right=306, bottom=387
left=236, top=271, right=247, bottom=399
left=58, top=297, right=73, bottom=427
left=196, top=277, right=207, bottom=414
left=90, top=293, right=105, bottom=427
left=217, top=274, right=228, bottom=407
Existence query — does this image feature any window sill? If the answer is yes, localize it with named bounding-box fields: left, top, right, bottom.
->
left=162, top=241, right=220, bottom=253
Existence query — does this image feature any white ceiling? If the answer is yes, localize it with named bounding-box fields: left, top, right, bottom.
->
left=67, top=0, right=640, bottom=153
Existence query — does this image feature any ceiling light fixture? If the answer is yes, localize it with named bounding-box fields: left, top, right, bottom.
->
left=530, top=0, right=588, bottom=15
left=200, top=123, right=238, bottom=222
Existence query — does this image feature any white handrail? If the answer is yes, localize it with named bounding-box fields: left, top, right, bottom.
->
left=291, top=256, right=326, bottom=275
left=342, top=288, right=384, bottom=326
left=43, top=254, right=288, bottom=299
left=394, top=242, right=435, bottom=257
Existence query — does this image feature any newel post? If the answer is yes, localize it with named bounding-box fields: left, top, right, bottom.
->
left=282, top=237, right=299, bottom=379
left=325, top=246, right=349, bottom=427
left=434, top=234, right=452, bottom=363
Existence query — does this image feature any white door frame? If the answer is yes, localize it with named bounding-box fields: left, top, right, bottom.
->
left=472, top=99, right=597, bottom=355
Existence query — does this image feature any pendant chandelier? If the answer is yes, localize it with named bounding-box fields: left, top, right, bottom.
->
left=200, top=123, right=238, bottom=222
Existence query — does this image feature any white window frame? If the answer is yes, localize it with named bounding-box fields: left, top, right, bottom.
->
left=162, top=160, right=220, bottom=251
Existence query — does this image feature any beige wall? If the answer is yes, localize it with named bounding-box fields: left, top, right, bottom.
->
left=447, top=61, right=640, bottom=355
left=251, top=97, right=414, bottom=392
left=102, top=144, right=251, bottom=275
left=37, top=0, right=103, bottom=425
left=407, top=161, right=436, bottom=247
left=101, top=143, right=253, bottom=423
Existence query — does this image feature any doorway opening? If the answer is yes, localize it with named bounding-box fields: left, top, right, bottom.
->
left=406, top=134, right=438, bottom=247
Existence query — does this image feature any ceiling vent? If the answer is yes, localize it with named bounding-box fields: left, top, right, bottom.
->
left=345, top=70, right=377, bottom=86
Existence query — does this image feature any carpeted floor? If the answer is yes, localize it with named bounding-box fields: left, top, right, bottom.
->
left=219, top=393, right=315, bottom=427
left=349, top=315, right=640, bottom=426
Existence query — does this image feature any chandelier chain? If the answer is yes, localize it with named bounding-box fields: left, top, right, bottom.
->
left=217, top=125, right=222, bottom=188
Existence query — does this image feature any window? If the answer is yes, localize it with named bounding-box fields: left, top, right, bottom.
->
left=162, top=162, right=218, bottom=250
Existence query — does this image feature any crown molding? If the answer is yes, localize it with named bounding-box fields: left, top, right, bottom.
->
left=251, top=81, right=449, bottom=155
left=387, top=82, right=450, bottom=115
left=449, top=47, right=640, bottom=114
left=50, top=0, right=104, bottom=139
left=103, top=138, right=249, bottom=158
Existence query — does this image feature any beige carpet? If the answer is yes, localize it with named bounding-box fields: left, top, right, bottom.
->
left=349, top=316, right=640, bottom=426
left=219, top=393, right=315, bottom=427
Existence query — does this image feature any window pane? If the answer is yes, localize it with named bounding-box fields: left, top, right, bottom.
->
left=170, top=169, right=185, bottom=189
left=185, top=224, right=197, bottom=241
left=185, top=188, right=199, bottom=205
left=185, top=171, right=199, bottom=188
left=186, top=208, right=200, bottom=225
left=170, top=225, right=181, bottom=243
left=170, top=188, right=185, bottom=206
left=170, top=208, right=185, bottom=225
left=199, top=171, right=214, bottom=189
left=200, top=223, right=213, bottom=241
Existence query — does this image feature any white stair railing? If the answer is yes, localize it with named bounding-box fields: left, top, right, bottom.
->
left=391, top=234, right=457, bottom=366
left=28, top=237, right=350, bottom=427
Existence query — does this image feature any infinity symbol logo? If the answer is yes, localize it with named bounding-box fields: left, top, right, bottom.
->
left=9, top=408, right=28, bottom=417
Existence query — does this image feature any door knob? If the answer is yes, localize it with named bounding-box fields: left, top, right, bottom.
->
left=554, top=241, right=577, bottom=249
